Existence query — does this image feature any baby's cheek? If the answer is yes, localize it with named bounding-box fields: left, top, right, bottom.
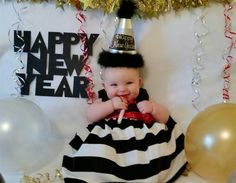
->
left=107, top=91, right=117, bottom=99
left=128, top=96, right=135, bottom=101
left=131, top=92, right=139, bottom=100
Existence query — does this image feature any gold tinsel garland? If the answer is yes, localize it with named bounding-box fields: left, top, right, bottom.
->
left=15, top=0, right=234, bottom=18
left=22, top=169, right=63, bottom=183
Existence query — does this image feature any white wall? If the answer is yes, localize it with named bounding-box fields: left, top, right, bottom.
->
left=0, top=2, right=235, bottom=182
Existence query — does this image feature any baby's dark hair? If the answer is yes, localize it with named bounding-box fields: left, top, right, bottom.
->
left=99, top=66, right=143, bottom=82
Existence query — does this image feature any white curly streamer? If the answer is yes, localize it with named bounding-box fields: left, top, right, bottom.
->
left=8, top=2, right=28, bottom=96
left=191, top=8, right=209, bottom=111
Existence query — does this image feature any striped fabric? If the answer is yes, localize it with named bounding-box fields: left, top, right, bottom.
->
left=62, top=117, right=187, bottom=183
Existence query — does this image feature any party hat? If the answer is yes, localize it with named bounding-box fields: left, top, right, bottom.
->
left=109, top=0, right=136, bottom=54
left=98, top=0, right=144, bottom=68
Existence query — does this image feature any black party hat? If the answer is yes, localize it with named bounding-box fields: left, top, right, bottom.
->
left=98, top=0, right=144, bottom=68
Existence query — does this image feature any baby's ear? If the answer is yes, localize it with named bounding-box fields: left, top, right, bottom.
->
left=139, top=77, right=143, bottom=87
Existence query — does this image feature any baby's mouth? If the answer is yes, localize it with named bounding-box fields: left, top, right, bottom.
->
left=119, top=95, right=135, bottom=104
left=119, top=94, right=129, bottom=99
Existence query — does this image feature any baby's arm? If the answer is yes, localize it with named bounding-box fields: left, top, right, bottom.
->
left=86, top=96, right=127, bottom=123
left=137, top=100, right=169, bottom=124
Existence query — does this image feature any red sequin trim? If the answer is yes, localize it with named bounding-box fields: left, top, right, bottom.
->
left=106, top=111, right=155, bottom=125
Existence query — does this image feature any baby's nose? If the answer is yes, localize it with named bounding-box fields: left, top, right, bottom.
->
left=119, top=85, right=127, bottom=92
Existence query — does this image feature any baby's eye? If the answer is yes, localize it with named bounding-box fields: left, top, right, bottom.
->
left=110, top=83, right=117, bottom=87
left=127, top=81, right=133, bottom=85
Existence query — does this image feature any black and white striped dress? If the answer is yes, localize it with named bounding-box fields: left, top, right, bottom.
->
left=62, top=89, right=187, bottom=182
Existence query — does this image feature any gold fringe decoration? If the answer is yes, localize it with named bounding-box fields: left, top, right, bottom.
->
left=15, top=0, right=232, bottom=18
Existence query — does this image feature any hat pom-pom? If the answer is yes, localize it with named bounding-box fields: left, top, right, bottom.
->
left=117, top=0, right=137, bottom=19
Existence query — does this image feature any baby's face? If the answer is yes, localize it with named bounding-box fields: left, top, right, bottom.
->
left=102, top=67, right=142, bottom=101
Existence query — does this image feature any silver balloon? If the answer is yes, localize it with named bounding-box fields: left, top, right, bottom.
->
left=0, top=97, right=60, bottom=174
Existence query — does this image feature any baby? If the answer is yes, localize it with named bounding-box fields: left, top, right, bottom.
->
left=62, top=52, right=187, bottom=183
left=62, top=0, right=187, bottom=182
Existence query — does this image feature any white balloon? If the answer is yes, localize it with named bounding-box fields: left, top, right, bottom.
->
left=0, top=173, right=5, bottom=183
left=0, top=97, right=59, bottom=174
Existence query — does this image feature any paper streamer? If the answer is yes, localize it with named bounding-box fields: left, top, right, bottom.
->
left=222, top=3, right=236, bottom=103
left=76, top=11, right=96, bottom=104
left=117, top=109, right=125, bottom=124
left=191, top=8, right=208, bottom=110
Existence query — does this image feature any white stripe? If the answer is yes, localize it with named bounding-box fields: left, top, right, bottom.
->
left=163, top=150, right=187, bottom=181
left=62, top=168, right=161, bottom=182
left=72, top=129, right=183, bottom=167
left=62, top=151, right=186, bottom=183
left=91, top=122, right=171, bottom=141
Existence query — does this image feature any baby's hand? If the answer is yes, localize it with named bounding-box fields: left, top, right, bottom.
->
left=111, top=96, right=128, bottom=110
left=137, top=100, right=153, bottom=114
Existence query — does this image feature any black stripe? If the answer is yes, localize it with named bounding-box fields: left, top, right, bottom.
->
left=85, top=131, right=174, bottom=153
left=64, top=178, right=87, bottom=183
left=166, top=163, right=187, bottom=183
left=69, top=134, right=83, bottom=150
left=62, top=135, right=185, bottom=180
left=87, top=116, right=176, bottom=131
left=84, top=120, right=177, bottom=153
